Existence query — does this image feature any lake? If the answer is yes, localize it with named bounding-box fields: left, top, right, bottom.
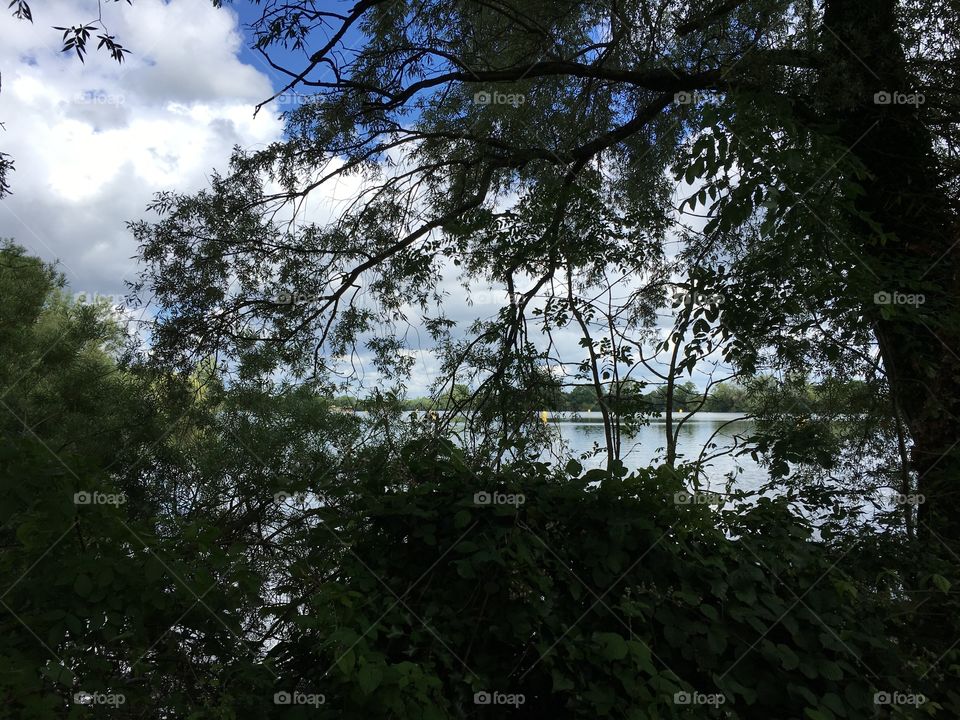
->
left=542, top=412, right=765, bottom=492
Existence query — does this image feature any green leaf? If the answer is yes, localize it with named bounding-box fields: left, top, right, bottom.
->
left=628, top=640, right=656, bottom=674
left=932, top=574, right=951, bottom=594
left=336, top=649, right=356, bottom=675
left=594, top=632, right=629, bottom=660
left=453, top=509, right=472, bottom=528
left=358, top=665, right=383, bottom=694
left=822, top=692, right=846, bottom=716
left=819, top=661, right=843, bottom=681
left=73, top=573, right=93, bottom=598
left=777, top=643, right=800, bottom=670
left=552, top=670, right=575, bottom=691
left=41, top=664, right=74, bottom=688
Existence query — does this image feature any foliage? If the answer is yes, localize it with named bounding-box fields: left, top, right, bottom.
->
left=122, top=0, right=958, bottom=536
left=3, top=244, right=960, bottom=718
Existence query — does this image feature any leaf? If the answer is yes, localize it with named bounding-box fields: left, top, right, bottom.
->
left=552, top=670, right=575, bottom=691
left=932, top=574, right=951, bottom=594
left=822, top=692, right=846, bottom=716
left=777, top=643, right=800, bottom=670
left=41, top=664, right=74, bottom=688
left=819, top=661, right=843, bottom=681
left=453, top=509, right=471, bottom=528
left=336, top=649, right=355, bottom=675
left=594, top=632, right=628, bottom=661
left=73, top=573, right=93, bottom=598
left=628, top=640, right=656, bottom=674
left=358, top=665, right=383, bottom=694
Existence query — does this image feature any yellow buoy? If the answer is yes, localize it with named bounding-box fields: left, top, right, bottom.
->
left=540, top=410, right=549, bottom=423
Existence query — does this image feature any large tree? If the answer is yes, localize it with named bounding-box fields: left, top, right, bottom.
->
left=130, top=1, right=959, bottom=542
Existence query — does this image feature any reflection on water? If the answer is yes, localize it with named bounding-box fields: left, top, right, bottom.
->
left=544, top=412, right=765, bottom=491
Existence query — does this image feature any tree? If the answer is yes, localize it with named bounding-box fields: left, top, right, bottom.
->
left=136, top=0, right=959, bottom=545
left=565, top=385, right=599, bottom=411
left=0, top=242, right=360, bottom=717
left=703, top=383, right=745, bottom=413
left=3, top=244, right=960, bottom=716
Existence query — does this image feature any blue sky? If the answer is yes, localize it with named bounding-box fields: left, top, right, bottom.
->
left=0, top=1, right=722, bottom=396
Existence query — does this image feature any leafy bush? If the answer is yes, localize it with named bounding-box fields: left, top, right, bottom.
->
left=2, top=243, right=956, bottom=718
left=248, top=440, right=948, bottom=719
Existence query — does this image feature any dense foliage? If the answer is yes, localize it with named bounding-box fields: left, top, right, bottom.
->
left=2, top=244, right=960, bottom=718
left=119, top=0, right=959, bottom=543
left=2, top=0, right=960, bottom=716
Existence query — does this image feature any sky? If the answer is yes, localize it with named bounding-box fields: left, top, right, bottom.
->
left=0, top=0, right=287, bottom=299
left=0, top=0, right=722, bottom=396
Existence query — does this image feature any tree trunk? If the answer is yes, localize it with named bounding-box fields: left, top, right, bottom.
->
left=821, top=0, right=960, bottom=546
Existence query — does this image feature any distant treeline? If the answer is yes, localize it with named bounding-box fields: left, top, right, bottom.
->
left=332, top=381, right=750, bottom=413
left=548, top=381, right=748, bottom=413
left=333, top=378, right=874, bottom=415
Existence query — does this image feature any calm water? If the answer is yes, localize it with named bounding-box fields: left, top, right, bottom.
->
left=543, top=412, right=765, bottom=492
left=385, top=410, right=766, bottom=491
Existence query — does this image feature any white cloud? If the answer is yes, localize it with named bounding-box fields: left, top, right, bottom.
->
left=0, top=0, right=283, bottom=293
left=0, top=2, right=727, bottom=398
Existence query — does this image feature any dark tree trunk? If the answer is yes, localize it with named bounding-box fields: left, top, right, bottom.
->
left=821, top=0, right=960, bottom=546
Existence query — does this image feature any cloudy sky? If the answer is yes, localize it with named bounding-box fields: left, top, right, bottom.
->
left=0, top=0, right=290, bottom=300
left=0, top=1, right=723, bottom=396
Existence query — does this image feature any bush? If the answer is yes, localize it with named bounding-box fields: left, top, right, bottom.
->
left=248, top=439, right=944, bottom=719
